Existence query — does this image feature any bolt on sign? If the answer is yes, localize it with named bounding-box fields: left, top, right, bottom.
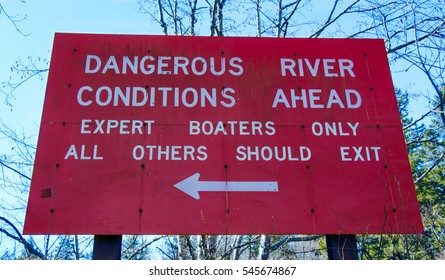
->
left=24, top=33, right=423, bottom=235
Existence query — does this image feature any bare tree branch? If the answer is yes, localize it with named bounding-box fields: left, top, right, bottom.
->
left=403, top=103, right=439, bottom=131
left=0, top=216, right=46, bottom=259
left=0, top=3, right=31, bottom=36
left=387, top=20, right=445, bottom=54
left=126, top=236, right=165, bottom=260
left=310, top=0, right=360, bottom=38
left=270, top=235, right=323, bottom=252
left=415, top=151, right=445, bottom=184
left=0, top=159, right=31, bottom=180
left=1, top=56, right=49, bottom=108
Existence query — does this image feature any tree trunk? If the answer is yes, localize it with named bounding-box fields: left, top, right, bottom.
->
left=177, top=235, right=188, bottom=260
left=258, top=234, right=271, bottom=260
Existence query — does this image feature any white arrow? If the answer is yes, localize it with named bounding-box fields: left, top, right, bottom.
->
left=174, top=173, right=279, bottom=200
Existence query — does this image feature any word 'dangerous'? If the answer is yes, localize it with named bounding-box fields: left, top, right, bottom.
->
left=84, top=55, right=244, bottom=76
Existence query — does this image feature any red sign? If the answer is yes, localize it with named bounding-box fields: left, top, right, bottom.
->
left=24, top=33, right=423, bottom=235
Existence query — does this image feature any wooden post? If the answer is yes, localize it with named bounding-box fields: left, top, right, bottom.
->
left=92, top=235, right=122, bottom=260
left=325, top=234, right=358, bottom=260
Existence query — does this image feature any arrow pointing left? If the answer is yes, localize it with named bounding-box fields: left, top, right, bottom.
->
left=174, top=173, right=279, bottom=200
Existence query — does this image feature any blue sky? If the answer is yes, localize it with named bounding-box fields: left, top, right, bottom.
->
left=1, top=0, right=157, bottom=134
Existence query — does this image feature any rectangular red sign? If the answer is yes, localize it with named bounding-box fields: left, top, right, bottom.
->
left=24, top=33, right=423, bottom=235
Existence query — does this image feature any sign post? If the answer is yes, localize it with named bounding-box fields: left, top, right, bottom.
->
left=24, top=33, right=423, bottom=240
left=92, top=235, right=122, bottom=260
left=326, top=234, right=358, bottom=260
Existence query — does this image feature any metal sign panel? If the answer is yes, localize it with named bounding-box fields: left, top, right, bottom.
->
left=24, top=33, right=423, bottom=235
